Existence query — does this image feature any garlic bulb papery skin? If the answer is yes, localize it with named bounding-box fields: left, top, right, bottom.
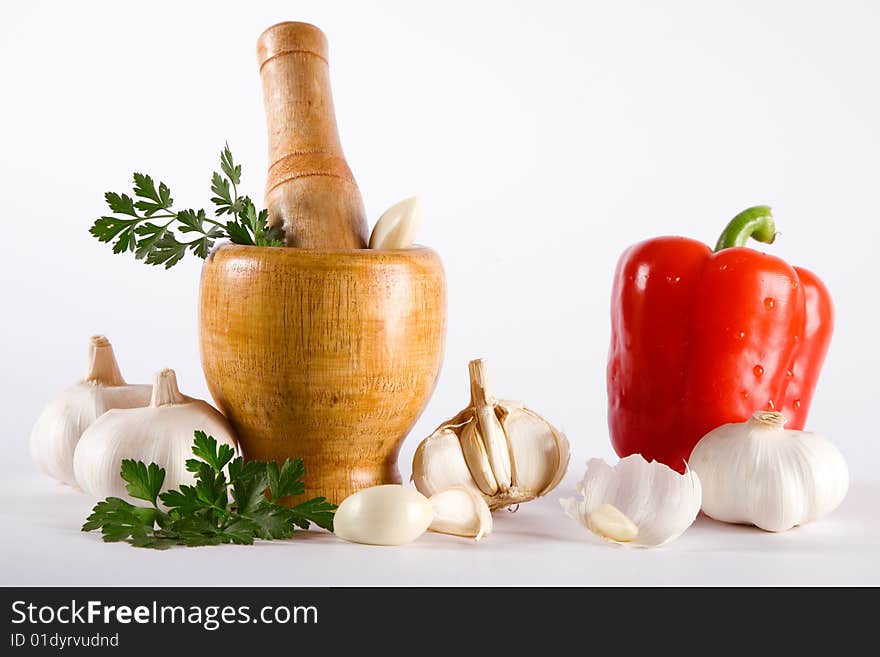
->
left=428, top=486, right=493, bottom=540
left=689, top=411, right=849, bottom=532
left=73, top=368, right=238, bottom=502
left=412, top=359, right=570, bottom=510
left=560, top=454, right=702, bottom=548
left=334, top=485, right=435, bottom=546
left=368, top=196, right=421, bottom=249
left=30, top=335, right=152, bottom=486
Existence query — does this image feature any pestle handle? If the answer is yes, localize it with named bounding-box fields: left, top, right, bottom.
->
left=257, top=22, right=368, bottom=249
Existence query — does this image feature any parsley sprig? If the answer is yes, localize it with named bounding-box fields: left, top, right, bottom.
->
left=89, top=144, right=284, bottom=268
left=82, top=431, right=335, bottom=549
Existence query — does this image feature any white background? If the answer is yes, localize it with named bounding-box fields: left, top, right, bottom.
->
left=1, top=0, right=878, bottom=585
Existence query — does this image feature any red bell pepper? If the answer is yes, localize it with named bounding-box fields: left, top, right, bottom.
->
left=607, top=206, right=833, bottom=472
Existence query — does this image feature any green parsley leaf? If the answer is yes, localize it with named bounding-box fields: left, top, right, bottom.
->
left=90, top=143, right=281, bottom=267
left=266, top=459, right=306, bottom=502
left=104, top=192, right=138, bottom=216
left=81, top=497, right=158, bottom=542
left=132, top=173, right=173, bottom=216
left=220, top=142, right=242, bottom=186
left=224, top=219, right=255, bottom=245
left=83, top=431, right=336, bottom=549
left=159, top=485, right=207, bottom=516
left=144, top=234, right=187, bottom=269
left=242, top=505, right=296, bottom=540
left=232, top=466, right=269, bottom=516
left=120, top=460, right=165, bottom=506
left=191, top=430, right=235, bottom=472
left=288, top=497, right=337, bottom=532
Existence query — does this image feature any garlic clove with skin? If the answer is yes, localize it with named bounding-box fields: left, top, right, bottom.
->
left=561, top=454, right=702, bottom=548
left=428, top=486, right=493, bottom=540
left=73, top=368, right=238, bottom=502
left=412, top=359, right=569, bottom=511
left=689, top=411, right=849, bottom=532
left=29, top=335, right=151, bottom=486
left=368, top=196, right=422, bottom=249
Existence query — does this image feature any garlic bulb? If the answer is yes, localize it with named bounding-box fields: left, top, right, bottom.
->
left=689, top=411, right=849, bottom=532
left=334, top=485, right=435, bottom=546
left=73, top=368, right=237, bottom=502
left=30, top=335, right=152, bottom=486
left=368, top=196, right=421, bottom=249
left=428, top=485, right=493, bottom=540
left=561, top=455, right=702, bottom=548
left=412, top=359, right=569, bottom=510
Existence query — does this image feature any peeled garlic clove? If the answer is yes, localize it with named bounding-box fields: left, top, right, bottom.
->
left=412, top=359, right=569, bottom=511
left=428, top=486, right=493, bottom=540
left=586, top=503, right=639, bottom=543
left=690, top=411, right=849, bottom=532
left=29, top=335, right=151, bottom=486
left=561, top=454, right=702, bottom=548
left=73, top=368, right=237, bottom=502
left=334, top=485, right=434, bottom=546
left=368, top=196, right=421, bottom=249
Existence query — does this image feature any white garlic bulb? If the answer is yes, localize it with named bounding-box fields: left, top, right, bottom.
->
left=689, top=411, right=849, bottom=532
left=412, top=359, right=569, bottom=510
left=368, top=196, right=421, bottom=249
left=561, top=454, right=702, bottom=548
left=334, top=485, right=435, bottom=546
left=73, top=368, right=238, bottom=502
left=30, top=335, right=152, bottom=486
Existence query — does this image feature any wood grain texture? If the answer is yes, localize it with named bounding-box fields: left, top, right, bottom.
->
left=257, top=21, right=368, bottom=249
left=199, top=244, right=446, bottom=504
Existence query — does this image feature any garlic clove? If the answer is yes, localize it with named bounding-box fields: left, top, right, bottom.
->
left=689, top=411, right=849, bottom=532
left=586, top=503, right=639, bottom=543
left=29, top=335, right=151, bottom=486
left=428, top=486, right=493, bottom=540
left=334, top=485, right=434, bottom=546
left=500, top=405, right=570, bottom=496
left=368, top=196, right=422, bottom=249
left=561, top=454, right=702, bottom=548
left=467, top=359, right=512, bottom=493
left=411, top=426, right=482, bottom=498
left=73, top=368, right=237, bottom=502
left=540, top=430, right=570, bottom=497
left=459, top=420, right=501, bottom=496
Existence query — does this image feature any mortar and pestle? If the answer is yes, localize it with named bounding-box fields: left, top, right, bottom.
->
left=199, top=22, right=446, bottom=504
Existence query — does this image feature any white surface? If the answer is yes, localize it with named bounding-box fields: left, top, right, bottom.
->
left=1, top=0, right=879, bottom=585
left=1, top=473, right=877, bottom=586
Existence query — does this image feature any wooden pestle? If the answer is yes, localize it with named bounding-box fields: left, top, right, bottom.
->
left=257, top=22, right=368, bottom=248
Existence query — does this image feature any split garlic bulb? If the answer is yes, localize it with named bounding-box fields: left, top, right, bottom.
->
left=368, top=196, right=421, bottom=249
left=412, top=359, right=569, bottom=510
left=73, top=368, right=238, bottom=502
left=561, top=455, right=702, bottom=548
left=30, top=336, right=151, bottom=486
left=689, top=411, right=849, bottom=532
left=333, top=484, right=493, bottom=546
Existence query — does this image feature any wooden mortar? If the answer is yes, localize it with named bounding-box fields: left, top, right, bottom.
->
left=199, top=22, right=447, bottom=504
left=199, top=246, right=446, bottom=504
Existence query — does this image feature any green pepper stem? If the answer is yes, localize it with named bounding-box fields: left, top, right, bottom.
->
left=714, top=205, right=776, bottom=252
